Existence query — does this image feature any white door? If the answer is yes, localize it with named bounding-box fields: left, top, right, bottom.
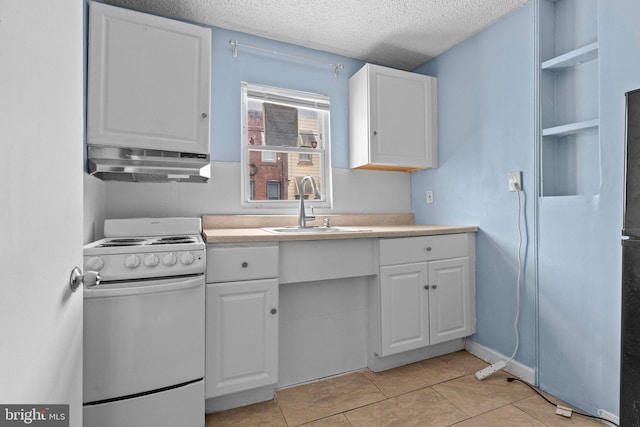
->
left=379, top=263, right=430, bottom=356
left=428, top=257, right=472, bottom=345
left=370, top=66, right=437, bottom=168
left=206, top=279, right=279, bottom=398
left=0, top=2, right=84, bottom=426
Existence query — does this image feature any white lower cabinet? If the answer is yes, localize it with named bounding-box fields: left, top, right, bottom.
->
left=203, top=235, right=475, bottom=404
left=380, top=263, right=430, bottom=355
left=377, top=234, right=475, bottom=357
left=205, top=279, right=278, bottom=398
left=428, top=257, right=472, bottom=345
left=205, top=244, right=279, bottom=399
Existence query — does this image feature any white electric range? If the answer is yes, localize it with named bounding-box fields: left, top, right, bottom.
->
left=83, top=217, right=205, bottom=427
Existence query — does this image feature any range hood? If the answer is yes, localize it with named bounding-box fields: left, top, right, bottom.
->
left=88, top=146, right=211, bottom=183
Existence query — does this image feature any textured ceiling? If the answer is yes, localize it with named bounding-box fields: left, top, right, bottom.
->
left=106, top=0, right=529, bottom=71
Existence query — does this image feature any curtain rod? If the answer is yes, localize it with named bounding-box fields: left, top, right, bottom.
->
left=229, top=40, right=344, bottom=78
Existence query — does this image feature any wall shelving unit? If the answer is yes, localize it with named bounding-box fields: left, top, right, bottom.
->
left=538, top=0, right=599, bottom=197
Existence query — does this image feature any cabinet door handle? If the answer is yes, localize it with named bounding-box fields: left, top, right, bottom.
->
left=431, top=285, right=437, bottom=290
left=271, top=308, right=277, bottom=315
left=425, top=246, right=432, bottom=252
left=201, top=112, right=208, bottom=118
left=241, top=261, right=249, bottom=268
left=423, top=285, right=429, bottom=290
left=373, top=130, right=377, bottom=136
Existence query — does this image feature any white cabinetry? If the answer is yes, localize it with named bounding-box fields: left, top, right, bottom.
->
left=428, top=257, right=472, bottom=345
left=88, top=2, right=211, bottom=154
left=375, top=234, right=475, bottom=357
left=205, top=245, right=279, bottom=398
left=379, top=263, right=430, bottom=354
left=349, top=63, right=438, bottom=172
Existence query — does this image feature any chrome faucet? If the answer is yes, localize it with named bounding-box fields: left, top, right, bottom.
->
left=298, top=175, right=321, bottom=228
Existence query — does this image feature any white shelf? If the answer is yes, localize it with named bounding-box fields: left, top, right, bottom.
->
left=542, top=119, right=599, bottom=137
left=541, top=42, right=599, bottom=70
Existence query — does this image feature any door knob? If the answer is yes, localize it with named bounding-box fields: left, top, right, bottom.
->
left=69, top=267, right=101, bottom=292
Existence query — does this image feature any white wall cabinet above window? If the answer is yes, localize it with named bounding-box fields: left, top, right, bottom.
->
left=349, top=64, right=438, bottom=172
left=87, top=2, right=211, bottom=154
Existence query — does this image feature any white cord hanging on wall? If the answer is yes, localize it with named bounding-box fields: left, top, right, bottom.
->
left=229, top=39, right=344, bottom=77
left=475, top=177, right=524, bottom=381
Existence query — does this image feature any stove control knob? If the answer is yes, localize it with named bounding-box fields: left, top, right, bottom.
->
left=85, top=256, right=104, bottom=272
left=144, top=254, right=159, bottom=268
left=124, top=254, right=141, bottom=269
left=180, top=252, right=195, bottom=265
left=163, top=252, right=177, bottom=266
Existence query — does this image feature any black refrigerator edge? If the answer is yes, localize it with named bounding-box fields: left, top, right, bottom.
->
left=622, top=88, right=640, bottom=426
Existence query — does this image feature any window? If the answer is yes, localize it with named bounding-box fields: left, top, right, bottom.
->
left=266, top=180, right=281, bottom=200
left=241, top=82, right=332, bottom=208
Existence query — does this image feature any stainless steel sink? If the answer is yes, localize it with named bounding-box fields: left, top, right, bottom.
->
left=261, top=226, right=370, bottom=234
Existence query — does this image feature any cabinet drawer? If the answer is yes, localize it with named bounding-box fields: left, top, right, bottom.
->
left=207, top=244, right=278, bottom=282
left=379, top=234, right=469, bottom=265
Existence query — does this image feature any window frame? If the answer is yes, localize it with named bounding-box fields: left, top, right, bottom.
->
left=240, top=82, right=332, bottom=209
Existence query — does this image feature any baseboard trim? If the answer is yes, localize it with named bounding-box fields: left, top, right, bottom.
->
left=465, top=339, right=535, bottom=384
left=368, top=339, right=466, bottom=372
left=205, top=385, right=275, bottom=413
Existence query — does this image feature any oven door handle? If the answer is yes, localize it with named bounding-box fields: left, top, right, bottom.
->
left=85, top=275, right=203, bottom=298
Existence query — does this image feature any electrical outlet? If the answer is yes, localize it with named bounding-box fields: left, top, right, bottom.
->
left=426, top=190, right=434, bottom=204
left=508, top=171, right=522, bottom=192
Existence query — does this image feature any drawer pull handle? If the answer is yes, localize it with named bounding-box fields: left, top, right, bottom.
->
left=424, top=285, right=429, bottom=290
left=425, top=246, right=432, bottom=252
left=241, top=261, right=249, bottom=268
left=431, top=285, right=437, bottom=290
left=271, top=308, right=277, bottom=315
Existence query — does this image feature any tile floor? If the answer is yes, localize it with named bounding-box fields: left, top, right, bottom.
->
left=205, top=351, right=604, bottom=426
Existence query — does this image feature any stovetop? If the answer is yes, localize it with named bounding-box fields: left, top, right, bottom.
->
left=83, top=218, right=205, bottom=281
left=84, top=234, right=203, bottom=253
left=97, top=236, right=197, bottom=247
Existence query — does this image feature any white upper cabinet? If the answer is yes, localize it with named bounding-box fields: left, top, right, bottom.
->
left=349, top=63, right=438, bottom=172
left=88, top=2, right=211, bottom=154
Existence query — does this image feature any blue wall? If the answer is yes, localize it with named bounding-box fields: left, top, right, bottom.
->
left=209, top=28, right=364, bottom=169
left=414, top=0, right=536, bottom=374
left=414, top=0, right=640, bottom=416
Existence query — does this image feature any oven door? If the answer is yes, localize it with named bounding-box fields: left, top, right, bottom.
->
left=83, top=274, right=204, bottom=404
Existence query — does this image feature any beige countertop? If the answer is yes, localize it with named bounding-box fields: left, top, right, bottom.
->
left=202, top=214, right=478, bottom=243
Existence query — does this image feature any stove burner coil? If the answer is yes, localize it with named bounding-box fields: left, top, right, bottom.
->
left=98, top=242, right=141, bottom=247
left=157, top=236, right=194, bottom=241
left=149, top=238, right=196, bottom=245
